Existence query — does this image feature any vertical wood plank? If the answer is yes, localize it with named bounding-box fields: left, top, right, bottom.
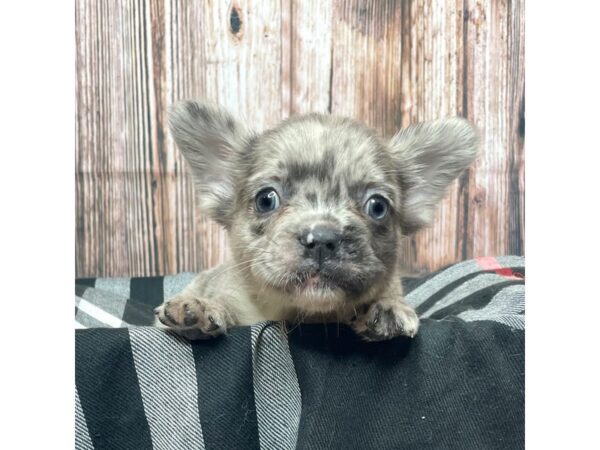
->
left=330, top=0, right=403, bottom=136
left=76, top=0, right=130, bottom=276
left=462, top=0, right=525, bottom=261
left=288, top=0, right=333, bottom=115
left=166, top=0, right=208, bottom=274
left=507, top=0, right=525, bottom=257
left=165, top=0, right=209, bottom=274
left=399, top=0, right=467, bottom=272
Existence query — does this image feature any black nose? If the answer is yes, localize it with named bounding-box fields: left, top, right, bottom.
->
left=299, top=226, right=342, bottom=264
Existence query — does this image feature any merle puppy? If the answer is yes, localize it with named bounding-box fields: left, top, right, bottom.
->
left=154, top=100, right=479, bottom=341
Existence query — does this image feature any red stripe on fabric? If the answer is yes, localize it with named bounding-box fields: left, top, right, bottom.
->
left=475, top=257, right=524, bottom=281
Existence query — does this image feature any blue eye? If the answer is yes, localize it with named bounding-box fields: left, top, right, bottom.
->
left=255, top=188, right=280, bottom=213
left=364, top=195, right=389, bottom=221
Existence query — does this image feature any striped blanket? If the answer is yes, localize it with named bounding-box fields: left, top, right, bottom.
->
left=75, top=256, right=524, bottom=450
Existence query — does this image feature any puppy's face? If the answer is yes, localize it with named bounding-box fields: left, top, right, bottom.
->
left=169, top=102, right=478, bottom=313
left=231, top=116, right=399, bottom=311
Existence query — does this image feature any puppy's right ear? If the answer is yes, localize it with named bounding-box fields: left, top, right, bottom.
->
left=168, top=100, right=255, bottom=227
left=390, top=118, right=479, bottom=234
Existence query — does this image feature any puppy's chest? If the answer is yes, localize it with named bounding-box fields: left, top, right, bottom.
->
left=234, top=292, right=291, bottom=325
left=240, top=288, right=357, bottom=325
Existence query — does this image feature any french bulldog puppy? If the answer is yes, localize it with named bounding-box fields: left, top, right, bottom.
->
left=154, top=100, right=478, bottom=341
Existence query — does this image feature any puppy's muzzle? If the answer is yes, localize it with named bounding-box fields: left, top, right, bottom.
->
left=299, top=225, right=342, bottom=266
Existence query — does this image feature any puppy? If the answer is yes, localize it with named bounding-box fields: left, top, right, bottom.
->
left=154, top=100, right=479, bottom=341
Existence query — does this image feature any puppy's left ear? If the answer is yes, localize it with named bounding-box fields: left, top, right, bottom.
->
left=168, top=100, right=255, bottom=227
left=390, top=118, right=480, bottom=234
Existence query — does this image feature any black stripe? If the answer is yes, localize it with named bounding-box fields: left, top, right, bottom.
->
left=75, top=328, right=153, bottom=449
left=412, top=270, right=486, bottom=316
left=191, top=327, right=260, bottom=449
left=75, top=283, right=93, bottom=298
left=401, top=261, right=469, bottom=294
left=121, top=298, right=157, bottom=326
left=288, top=320, right=524, bottom=449
left=75, top=284, right=87, bottom=298
left=76, top=278, right=96, bottom=288
left=125, top=277, right=164, bottom=325
left=427, top=280, right=524, bottom=320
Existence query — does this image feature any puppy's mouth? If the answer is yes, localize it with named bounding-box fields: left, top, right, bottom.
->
left=283, top=265, right=364, bottom=297
left=295, top=271, right=338, bottom=292
left=256, top=257, right=382, bottom=300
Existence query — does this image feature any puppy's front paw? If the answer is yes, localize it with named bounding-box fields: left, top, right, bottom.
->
left=352, top=301, right=419, bottom=341
left=154, top=295, right=230, bottom=339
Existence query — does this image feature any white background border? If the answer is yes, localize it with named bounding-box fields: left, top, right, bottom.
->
left=527, top=1, right=600, bottom=448
left=1, top=1, right=599, bottom=447
left=0, top=1, right=74, bottom=448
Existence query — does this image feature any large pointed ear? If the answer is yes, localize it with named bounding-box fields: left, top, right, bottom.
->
left=390, top=118, right=480, bottom=234
left=168, top=100, right=255, bottom=227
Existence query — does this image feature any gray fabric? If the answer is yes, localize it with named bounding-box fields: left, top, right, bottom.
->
left=163, top=272, right=197, bottom=299
left=406, top=259, right=481, bottom=308
left=75, top=296, right=124, bottom=328
left=76, top=288, right=128, bottom=326
left=406, top=255, right=524, bottom=309
left=420, top=273, right=513, bottom=319
left=458, top=285, right=525, bottom=328
left=128, top=327, right=206, bottom=450
left=75, top=387, right=94, bottom=450
left=94, top=277, right=131, bottom=299
left=251, top=322, right=302, bottom=450
left=487, top=313, right=524, bottom=330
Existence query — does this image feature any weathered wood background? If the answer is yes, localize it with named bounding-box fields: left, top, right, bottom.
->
left=76, top=0, right=525, bottom=278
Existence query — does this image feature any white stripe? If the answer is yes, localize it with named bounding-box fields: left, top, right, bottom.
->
left=458, top=285, right=525, bottom=329
left=76, top=298, right=123, bottom=328
left=494, top=314, right=525, bottom=329
left=75, top=386, right=94, bottom=450
left=128, top=327, right=205, bottom=450
left=75, top=320, right=87, bottom=329
left=251, top=321, right=301, bottom=450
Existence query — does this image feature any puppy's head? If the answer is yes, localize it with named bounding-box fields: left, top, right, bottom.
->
left=169, top=101, right=479, bottom=313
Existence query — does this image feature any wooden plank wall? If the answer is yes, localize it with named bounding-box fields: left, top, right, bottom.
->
left=76, top=0, right=525, bottom=278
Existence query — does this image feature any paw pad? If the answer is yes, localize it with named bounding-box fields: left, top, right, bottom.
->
left=183, top=304, right=198, bottom=327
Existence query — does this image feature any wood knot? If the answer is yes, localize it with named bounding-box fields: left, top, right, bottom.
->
left=229, top=5, right=243, bottom=39
left=472, top=187, right=486, bottom=206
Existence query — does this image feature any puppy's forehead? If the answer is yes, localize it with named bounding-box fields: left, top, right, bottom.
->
left=248, top=114, right=392, bottom=188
